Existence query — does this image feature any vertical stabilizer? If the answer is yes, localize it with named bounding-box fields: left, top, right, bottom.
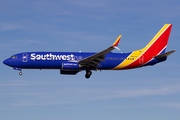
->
left=112, top=24, right=173, bottom=70
left=143, top=24, right=172, bottom=55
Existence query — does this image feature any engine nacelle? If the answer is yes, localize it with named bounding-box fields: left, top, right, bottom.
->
left=62, top=62, right=80, bottom=70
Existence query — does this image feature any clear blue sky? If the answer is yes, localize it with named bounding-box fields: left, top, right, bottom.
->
left=0, top=0, right=180, bottom=120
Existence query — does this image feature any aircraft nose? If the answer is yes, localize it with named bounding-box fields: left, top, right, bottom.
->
left=3, top=59, right=10, bottom=66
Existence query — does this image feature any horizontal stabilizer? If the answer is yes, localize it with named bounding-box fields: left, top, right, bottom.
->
left=154, top=50, right=176, bottom=59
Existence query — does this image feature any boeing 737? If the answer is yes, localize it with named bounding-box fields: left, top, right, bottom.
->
left=3, top=24, right=175, bottom=78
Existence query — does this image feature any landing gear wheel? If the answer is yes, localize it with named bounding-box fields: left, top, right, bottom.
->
left=85, top=70, right=92, bottom=79
left=19, top=71, right=23, bottom=76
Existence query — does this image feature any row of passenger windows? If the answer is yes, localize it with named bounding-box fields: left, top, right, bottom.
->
left=31, top=56, right=134, bottom=61
left=79, top=57, right=134, bottom=60
left=63, top=56, right=134, bottom=61
left=105, top=57, right=125, bottom=60
left=105, top=57, right=134, bottom=60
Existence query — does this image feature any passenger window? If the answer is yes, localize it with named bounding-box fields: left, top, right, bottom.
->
left=74, top=56, right=78, bottom=60
left=79, top=56, right=82, bottom=60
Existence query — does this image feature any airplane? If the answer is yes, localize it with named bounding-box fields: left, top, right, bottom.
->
left=3, top=24, right=176, bottom=79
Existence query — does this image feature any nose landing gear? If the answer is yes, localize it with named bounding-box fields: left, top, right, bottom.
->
left=19, top=71, right=23, bottom=76
left=13, top=67, right=22, bottom=76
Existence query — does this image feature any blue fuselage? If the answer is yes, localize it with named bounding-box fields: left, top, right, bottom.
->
left=3, top=52, right=131, bottom=70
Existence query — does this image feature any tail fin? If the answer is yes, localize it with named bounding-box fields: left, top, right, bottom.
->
left=143, top=24, right=172, bottom=55
left=112, top=24, right=173, bottom=70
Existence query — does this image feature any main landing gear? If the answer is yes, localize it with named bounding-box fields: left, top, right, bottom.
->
left=85, top=70, right=92, bottom=79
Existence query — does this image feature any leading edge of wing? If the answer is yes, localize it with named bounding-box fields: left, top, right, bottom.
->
left=78, top=35, right=122, bottom=68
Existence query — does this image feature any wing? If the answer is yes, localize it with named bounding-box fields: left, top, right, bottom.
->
left=79, top=35, right=122, bottom=69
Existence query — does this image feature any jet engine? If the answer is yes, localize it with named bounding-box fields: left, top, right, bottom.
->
left=62, top=62, right=80, bottom=70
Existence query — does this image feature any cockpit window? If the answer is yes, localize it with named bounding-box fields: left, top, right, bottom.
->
left=10, top=56, right=17, bottom=59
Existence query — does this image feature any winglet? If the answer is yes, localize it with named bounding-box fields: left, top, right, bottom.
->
left=112, top=35, right=122, bottom=51
left=112, top=35, right=122, bottom=47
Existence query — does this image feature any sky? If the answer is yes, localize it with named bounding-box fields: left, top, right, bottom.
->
left=0, top=0, right=180, bottom=120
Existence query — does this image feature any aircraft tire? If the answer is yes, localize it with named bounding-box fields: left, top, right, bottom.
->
left=19, top=71, right=23, bottom=76
left=85, top=70, right=92, bottom=79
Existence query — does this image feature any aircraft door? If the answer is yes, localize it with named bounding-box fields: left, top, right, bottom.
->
left=139, top=55, right=144, bottom=64
left=23, top=53, right=28, bottom=62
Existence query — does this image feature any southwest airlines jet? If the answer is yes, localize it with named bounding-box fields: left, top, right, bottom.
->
left=3, top=24, right=175, bottom=79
